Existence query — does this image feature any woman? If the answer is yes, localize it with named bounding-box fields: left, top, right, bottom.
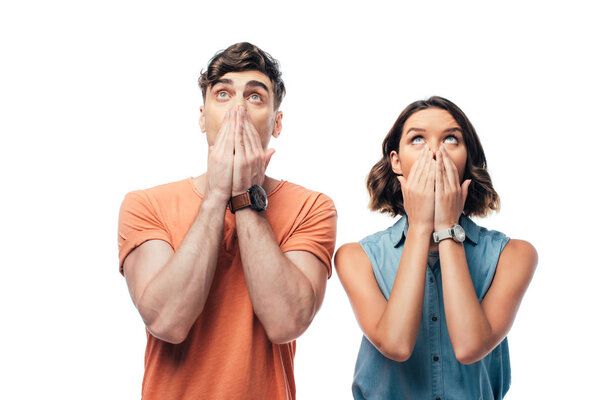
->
left=335, top=96, right=537, bottom=400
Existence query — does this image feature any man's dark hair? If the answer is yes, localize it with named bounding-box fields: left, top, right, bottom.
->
left=367, top=96, right=500, bottom=218
left=198, top=42, right=286, bottom=110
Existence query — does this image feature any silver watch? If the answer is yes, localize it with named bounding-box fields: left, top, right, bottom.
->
left=433, top=224, right=466, bottom=243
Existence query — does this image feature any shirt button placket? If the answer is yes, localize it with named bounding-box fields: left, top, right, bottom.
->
left=428, top=269, right=443, bottom=399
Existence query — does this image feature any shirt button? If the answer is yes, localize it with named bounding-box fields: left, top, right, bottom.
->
left=433, top=355, right=439, bottom=362
left=429, top=277, right=434, bottom=283
left=432, top=315, right=438, bottom=321
left=436, top=397, right=441, bottom=400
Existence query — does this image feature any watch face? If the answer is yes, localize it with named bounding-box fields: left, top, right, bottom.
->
left=249, top=185, right=268, bottom=211
left=453, top=225, right=466, bottom=242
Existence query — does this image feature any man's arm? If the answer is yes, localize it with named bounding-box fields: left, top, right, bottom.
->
left=231, top=109, right=330, bottom=344
left=123, top=197, right=226, bottom=344
left=236, top=209, right=328, bottom=344
left=121, top=109, right=238, bottom=344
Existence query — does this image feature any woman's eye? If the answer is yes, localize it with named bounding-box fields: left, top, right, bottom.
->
left=444, top=135, right=459, bottom=144
left=411, top=136, right=425, bottom=144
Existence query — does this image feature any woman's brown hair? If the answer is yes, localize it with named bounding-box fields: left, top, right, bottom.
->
left=367, top=96, right=499, bottom=217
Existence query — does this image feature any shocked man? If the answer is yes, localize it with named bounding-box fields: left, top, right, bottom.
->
left=117, top=42, right=337, bottom=399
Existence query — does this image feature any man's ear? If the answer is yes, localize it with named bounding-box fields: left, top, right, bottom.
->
left=390, top=150, right=403, bottom=175
left=199, top=106, right=206, bottom=133
left=272, top=111, right=283, bottom=138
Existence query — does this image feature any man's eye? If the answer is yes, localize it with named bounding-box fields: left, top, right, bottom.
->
left=411, top=136, right=425, bottom=144
left=444, top=135, right=459, bottom=144
left=217, top=91, right=229, bottom=99
left=249, top=94, right=262, bottom=102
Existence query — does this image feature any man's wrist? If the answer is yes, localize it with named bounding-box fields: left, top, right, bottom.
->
left=202, top=192, right=230, bottom=211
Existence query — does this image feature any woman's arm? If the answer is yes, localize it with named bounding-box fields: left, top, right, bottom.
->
left=439, top=238, right=537, bottom=364
left=434, top=145, right=537, bottom=364
left=335, top=146, right=437, bottom=361
left=335, top=229, right=430, bottom=362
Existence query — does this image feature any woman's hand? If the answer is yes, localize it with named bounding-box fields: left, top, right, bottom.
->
left=434, top=145, right=471, bottom=231
left=398, top=146, right=436, bottom=233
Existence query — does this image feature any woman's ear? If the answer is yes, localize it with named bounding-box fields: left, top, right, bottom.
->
left=390, top=151, right=403, bottom=175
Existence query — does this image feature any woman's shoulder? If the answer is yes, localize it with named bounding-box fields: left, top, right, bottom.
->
left=334, top=243, right=370, bottom=273
left=501, top=239, right=538, bottom=268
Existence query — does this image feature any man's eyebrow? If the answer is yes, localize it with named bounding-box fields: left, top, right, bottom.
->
left=245, top=80, right=269, bottom=93
left=212, top=78, right=233, bottom=87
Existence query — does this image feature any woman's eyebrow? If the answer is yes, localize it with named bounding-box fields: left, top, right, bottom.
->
left=405, top=127, right=426, bottom=134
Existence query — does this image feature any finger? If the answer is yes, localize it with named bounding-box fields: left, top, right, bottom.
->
left=242, top=111, right=262, bottom=154
left=221, top=109, right=236, bottom=155
left=424, top=156, right=435, bottom=193
left=264, top=148, right=276, bottom=169
left=441, top=145, right=459, bottom=191
left=241, top=115, right=254, bottom=159
left=418, top=150, right=434, bottom=191
left=397, top=175, right=408, bottom=200
left=234, top=110, right=245, bottom=155
left=461, top=179, right=472, bottom=208
left=411, top=146, right=430, bottom=185
left=213, top=110, right=232, bottom=150
left=435, top=151, right=444, bottom=194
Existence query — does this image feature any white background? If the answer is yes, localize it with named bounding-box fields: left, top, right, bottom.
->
left=1, top=1, right=598, bottom=398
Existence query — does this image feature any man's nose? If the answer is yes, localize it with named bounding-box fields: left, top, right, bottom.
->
left=231, top=95, right=248, bottom=109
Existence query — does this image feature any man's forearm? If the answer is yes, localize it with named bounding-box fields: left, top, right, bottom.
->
left=137, top=195, right=227, bottom=343
left=235, top=208, right=317, bottom=344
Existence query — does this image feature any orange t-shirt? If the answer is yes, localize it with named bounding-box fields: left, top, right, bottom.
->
left=118, top=177, right=337, bottom=400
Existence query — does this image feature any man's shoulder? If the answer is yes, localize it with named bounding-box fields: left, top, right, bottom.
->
left=273, top=180, right=336, bottom=212
left=124, top=177, right=194, bottom=203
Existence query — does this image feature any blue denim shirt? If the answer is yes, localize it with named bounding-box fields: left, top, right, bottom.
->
left=353, top=215, right=511, bottom=400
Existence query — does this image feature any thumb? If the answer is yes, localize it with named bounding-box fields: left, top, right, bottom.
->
left=461, top=179, right=472, bottom=203
left=264, top=148, right=276, bottom=169
left=397, top=174, right=407, bottom=198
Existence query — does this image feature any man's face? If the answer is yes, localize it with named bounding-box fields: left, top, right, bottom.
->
left=200, top=71, right=282, bottom=148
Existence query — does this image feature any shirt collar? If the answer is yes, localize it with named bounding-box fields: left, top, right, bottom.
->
left=393, top=214, right=481, bottom=247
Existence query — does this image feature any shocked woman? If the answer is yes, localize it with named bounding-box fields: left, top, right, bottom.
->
left=335, top=96, right=537, bottom=400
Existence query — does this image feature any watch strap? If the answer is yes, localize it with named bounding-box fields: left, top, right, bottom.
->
left=433, top=228, right=453, bottom=243
left=229, top=192, right=252, bottom=213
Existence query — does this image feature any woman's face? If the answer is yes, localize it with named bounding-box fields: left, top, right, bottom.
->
left=390, top=108, right=468, bottom=181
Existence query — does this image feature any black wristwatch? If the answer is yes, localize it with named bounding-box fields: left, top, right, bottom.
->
left=229, top=185, right=268, bottom=213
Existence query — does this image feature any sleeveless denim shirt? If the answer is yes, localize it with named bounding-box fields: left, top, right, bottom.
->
left=353, top=215, right=511, bottom=400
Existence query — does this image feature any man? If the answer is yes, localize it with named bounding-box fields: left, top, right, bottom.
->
left=117, top=42, right=337, bottom=399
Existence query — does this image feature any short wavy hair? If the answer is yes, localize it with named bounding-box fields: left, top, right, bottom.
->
left=198, top=42, right=286, bottom=110
left=367, top=96, right=500, bottom=218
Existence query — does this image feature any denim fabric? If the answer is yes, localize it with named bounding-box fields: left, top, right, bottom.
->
left=353, top=215, right=510, bottom=400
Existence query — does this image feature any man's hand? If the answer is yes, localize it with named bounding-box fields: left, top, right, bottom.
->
left=434, top=145, right=471, bottom=231
left=398, top=146, right=436, bottom=233
left=232, top=107, right=276, bottom=196
left=206, top=108, right=238, bottom=203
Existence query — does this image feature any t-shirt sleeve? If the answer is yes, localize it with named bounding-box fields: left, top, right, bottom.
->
left=117, top=190, right=172, bottom=275
left=280, top=193, right=337, bottom=278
